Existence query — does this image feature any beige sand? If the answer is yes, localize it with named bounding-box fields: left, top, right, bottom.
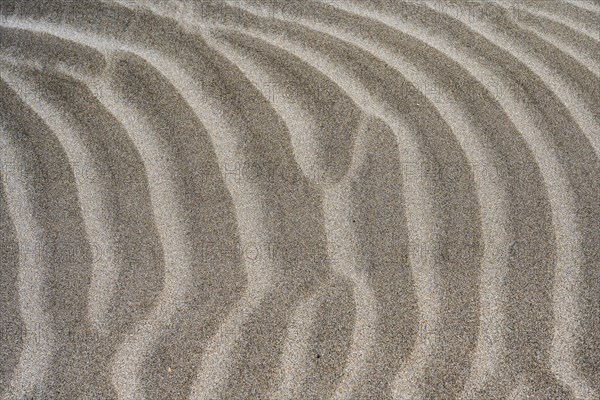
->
left=0, top=0, right=598, bottom=399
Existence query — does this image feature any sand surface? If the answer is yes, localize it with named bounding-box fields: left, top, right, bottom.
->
left=0, top=0, right=599, bottom=399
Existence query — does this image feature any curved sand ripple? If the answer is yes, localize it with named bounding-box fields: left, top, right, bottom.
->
left=0, top=1, right=598, bottom=399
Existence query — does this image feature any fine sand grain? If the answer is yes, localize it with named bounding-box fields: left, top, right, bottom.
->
left=0, top=1, right=599, bottom=399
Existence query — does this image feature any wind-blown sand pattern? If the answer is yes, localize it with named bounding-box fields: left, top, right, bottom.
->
left=0, top=0, right=598, bottom=399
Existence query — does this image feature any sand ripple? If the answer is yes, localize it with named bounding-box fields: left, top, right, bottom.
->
left=0, top=1, right=598, bottom=399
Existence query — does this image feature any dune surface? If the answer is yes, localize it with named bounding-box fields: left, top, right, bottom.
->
left=0, top=1, right=598, bottom=399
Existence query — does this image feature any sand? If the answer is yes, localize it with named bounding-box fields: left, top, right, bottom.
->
left=0, top=0, right=598, bottom=399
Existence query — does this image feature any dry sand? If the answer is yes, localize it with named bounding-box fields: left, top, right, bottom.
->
left=0, top=0, right=599, bottom=399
